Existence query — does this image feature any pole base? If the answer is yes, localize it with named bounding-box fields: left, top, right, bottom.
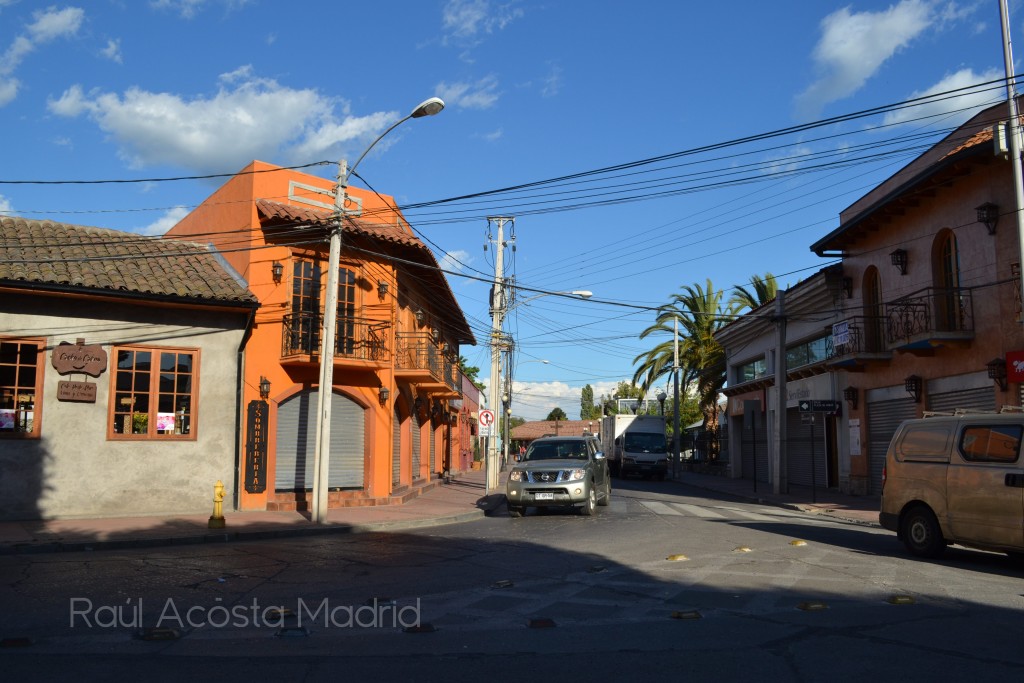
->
left=207, top=516, right=226, bottom=529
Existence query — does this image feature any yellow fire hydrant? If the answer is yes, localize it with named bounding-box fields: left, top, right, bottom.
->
left=208, top=480, right=226, bottom=529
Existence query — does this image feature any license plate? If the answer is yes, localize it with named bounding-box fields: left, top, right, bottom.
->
left=534, top=492, right=554, bottom=500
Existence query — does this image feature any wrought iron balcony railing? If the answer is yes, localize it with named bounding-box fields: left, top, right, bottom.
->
left=281, top=313, right=390, bottom=362
left=885, top=287, right=974, bottom=344
left=395, top=332, right=459, bottom=391
left=829, top=315, right=888, bottom=358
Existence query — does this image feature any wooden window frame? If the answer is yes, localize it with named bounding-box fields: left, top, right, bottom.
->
left=0, top=337, right=46, bottom=439
left=108, top=345, right=200, bottom=441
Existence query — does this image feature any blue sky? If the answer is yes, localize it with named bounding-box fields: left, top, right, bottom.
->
left=0, top=0, right=1012, bottom=420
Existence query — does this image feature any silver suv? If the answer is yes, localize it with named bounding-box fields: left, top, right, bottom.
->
left=506, top=435, right=610, bottom=517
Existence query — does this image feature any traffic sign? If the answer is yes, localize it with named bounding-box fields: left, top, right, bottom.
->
left=798, top=400, right=841, bottom=414
left=478, top=409, right=495, bottom=436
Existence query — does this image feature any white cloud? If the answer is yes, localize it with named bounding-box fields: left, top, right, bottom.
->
left=436, top=75, right=500, bottom=109
left=137, top=206, right=190, bottom=236
left=101, top=38, right=122, bottom=64
left=0, top=194, right=13, bottom=214
left=481, top=128, right=503, bottom=142
left=439, top=249, right=472, bottom=273
left=442, top=0, right=523, bottom=45
left=796, top=0, right=934, bottom=117
left=47, top=68, right=405, bottom=174
left=881, top=67, right=1004, bottom=126
left=540, top=63, right=562, bottom=98
left=149, top=0, right=207, bottom=19
left=0, top=6, right=84, bottom=106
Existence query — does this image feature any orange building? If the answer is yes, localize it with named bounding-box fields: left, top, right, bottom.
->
left=166, top=161, right=475, bottom=511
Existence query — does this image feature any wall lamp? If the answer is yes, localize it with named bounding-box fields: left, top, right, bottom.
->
left=271, top=261, right=284, bottom=284
left=904, top=375, right=922, bottom=403
left=378, top=386, right=390, bottom=405
left=976, top=202, right=999, bottom=235
left=986, top=358, right=1008, bottom=391
left=259, top=376, right=271, bottom=399
left=377, top=280, right=389, bottom=298
left=843, top=386, right=859, bottom=410
left=890, top=248, right=908, bottom=275
left=415, top=308, right=425, bottom=324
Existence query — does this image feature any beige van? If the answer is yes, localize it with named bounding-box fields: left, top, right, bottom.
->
left=879, top=411, right=1024, bottom=559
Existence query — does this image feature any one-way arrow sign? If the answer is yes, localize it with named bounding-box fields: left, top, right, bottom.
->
left=798, top=400, right=841, bottom=413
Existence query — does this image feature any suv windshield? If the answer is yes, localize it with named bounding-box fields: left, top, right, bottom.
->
left=525, top=440, right=589, bottom=461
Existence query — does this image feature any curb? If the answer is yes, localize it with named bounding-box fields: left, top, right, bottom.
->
left=0, top=509, right=489, bottom=556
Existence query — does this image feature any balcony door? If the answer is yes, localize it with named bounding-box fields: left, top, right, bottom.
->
left=933, top=229, right=962, bottom=331
left=290, top=260, right=357, bottom=356
left=863, top=267, right=884, bottom=352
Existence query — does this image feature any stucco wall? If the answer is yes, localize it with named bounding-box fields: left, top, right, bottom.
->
left=0, top=295, right=247, bottom=519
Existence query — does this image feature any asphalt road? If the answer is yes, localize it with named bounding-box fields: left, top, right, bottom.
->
left=1, top=478, right=1022, bottom=682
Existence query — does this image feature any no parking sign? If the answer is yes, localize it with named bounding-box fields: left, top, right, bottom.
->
left=478, top=408, right=495, bottom=436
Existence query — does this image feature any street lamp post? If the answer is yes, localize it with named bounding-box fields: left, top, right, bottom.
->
left=311, top=96, right=444, bottom=524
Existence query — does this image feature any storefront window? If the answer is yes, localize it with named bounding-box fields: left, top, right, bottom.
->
left=0, top=339, right=43, bottom=437
left=111, top=346, right=196, bottom=439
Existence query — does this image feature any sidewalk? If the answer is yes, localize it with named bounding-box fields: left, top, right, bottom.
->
left=672, top=468, right=881, bottom=527
left=0, top=467, right=880, bottom=555
left=0, top=469, right=507, bottom=555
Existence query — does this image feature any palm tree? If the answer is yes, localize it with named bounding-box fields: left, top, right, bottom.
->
left=730, top=273, right=778, bottom=312
left=633, top=280, right=735, bottom=443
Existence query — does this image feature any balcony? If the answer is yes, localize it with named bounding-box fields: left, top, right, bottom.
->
left=885, top=287, right=974, bottom=354
left=281, top=313, right=390, bottom=367
left=395, top=332, right=460, bottom=395
left=826, top=316, right=891, bottom=370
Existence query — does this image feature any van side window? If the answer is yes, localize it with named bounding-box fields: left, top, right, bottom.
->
left=896, top=424, right=952, bottom=461
left=959, top=425, right=1022, bottom=463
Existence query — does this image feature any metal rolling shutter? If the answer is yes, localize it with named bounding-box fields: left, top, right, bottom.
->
left=740, top=422, right=770, bottom=483
left=275, top=390, right=365, bottom=490
left=429, top=419, right=436, bottom=474
left=927, top=387, right=996, bottom=414
left=786, top=410, right=828, bottom=489
left=392, top=405, right=401, bottom=487
left=867, top=398, right=917, bottom=495
left=412, top=410, right=421, bottom=479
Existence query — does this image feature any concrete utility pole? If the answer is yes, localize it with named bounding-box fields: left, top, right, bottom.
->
left=772, top=289, right=787, bottom=495
left=999, top=0, right=1024, bottom=316
left=486, top=216, right=513, bottom=492
left=673, top=317, right=680, bottom=478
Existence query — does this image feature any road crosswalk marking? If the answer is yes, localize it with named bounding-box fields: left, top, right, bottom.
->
left=672, top=503, right=725, bottom=518
left=639, top=501, right=683, bottom=515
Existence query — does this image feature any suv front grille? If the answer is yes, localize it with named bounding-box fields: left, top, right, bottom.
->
left=526, top=470, right=566, bottom=483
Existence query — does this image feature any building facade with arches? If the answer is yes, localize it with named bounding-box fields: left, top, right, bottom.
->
left=166, top=161, right=475, bottom=511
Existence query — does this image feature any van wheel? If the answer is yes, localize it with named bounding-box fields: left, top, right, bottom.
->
left=901, top=506, right=945, bottom=558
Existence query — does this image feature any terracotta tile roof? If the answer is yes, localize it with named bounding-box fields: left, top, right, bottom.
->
left=255, top=199, right=421, bottom=247
left=0, top=216, right=257, bottom=305
left=510, top=420, right=599, bottom=441
left=256, top=198, right=475, bottom=345
left=941, top=126, right=993, bottom=159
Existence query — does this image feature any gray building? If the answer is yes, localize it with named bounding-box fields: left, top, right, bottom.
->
left=0, top=217, right=257, bottom=519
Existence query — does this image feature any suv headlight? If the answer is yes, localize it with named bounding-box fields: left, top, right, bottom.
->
left=567, top=469, right=586, bottom=481
left=509, top=470, right=524, bottom=482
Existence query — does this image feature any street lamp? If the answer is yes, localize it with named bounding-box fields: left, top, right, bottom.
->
left=311, top=96, right=444, bottom=524
left=486, top=289, right=592, bottom=492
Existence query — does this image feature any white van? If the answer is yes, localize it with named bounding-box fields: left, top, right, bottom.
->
left=879, top=410, right=1024, bottom=559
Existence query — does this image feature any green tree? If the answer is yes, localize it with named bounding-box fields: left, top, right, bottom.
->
left=545, top=407, right=568, bottom=421
left=459, top=356, right=485, bottom=391
left=580, top=384, right=602, bottom=420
